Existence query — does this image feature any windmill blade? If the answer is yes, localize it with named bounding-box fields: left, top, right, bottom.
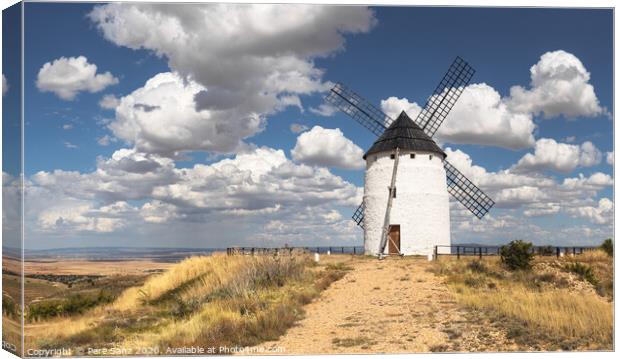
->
left=416, top=57, right=475, bottom=137
left=443, top=159, right=494, bottom=219
left=326, top=83, right=392, bottom=137
left=352, top=201, right=365, bottom=228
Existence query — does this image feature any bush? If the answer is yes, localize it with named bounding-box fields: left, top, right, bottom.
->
left=565, top=262, right=598, bottom=286
left=500, top=240, right=534, bottom=270
left=467, top=260, right=488, bottom=273
left=27, top=290, right=115, bottom=321
left=600, top=238, right=613, bottom=257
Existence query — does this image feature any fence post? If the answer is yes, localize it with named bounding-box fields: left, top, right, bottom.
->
left=342, top=247, right=345, bottom=254
left=353, top=247, right=356, bottom=255
left=479, top=247, right=482, bottom=259
left=573, top=247, right=576, bottom=256
left=457, top=246, right=460, bottom=259
left=434, top=246, right=438, bottom=260
left=556, top=247, right=560, bottom=258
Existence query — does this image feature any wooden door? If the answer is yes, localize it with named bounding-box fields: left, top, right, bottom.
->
left=388, top=225, right=400, bottom=254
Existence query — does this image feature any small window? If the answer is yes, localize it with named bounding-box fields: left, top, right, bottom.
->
left=429, top=154, right=433, bottom=160
left=410, top=153, right=416, bottom=159
left=390, top=154, right=395, bottom=159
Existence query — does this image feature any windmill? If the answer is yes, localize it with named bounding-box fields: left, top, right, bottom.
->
left=326, top=57, right=494, bottom=258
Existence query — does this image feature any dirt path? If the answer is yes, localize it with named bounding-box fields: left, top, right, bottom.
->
left=256, top=256, right=516, bottom=354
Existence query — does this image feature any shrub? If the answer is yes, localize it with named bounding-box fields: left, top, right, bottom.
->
left=467, top=260, right=488, bottom=273
left=600, top=238, right=613, bottom=257
left=500, top=240, right=534, bottom=270
left=2, top=294, right=18, bottom=318
left=27, top=290, right=115, bottom=322
left=565, top=262, right=598, bottom=286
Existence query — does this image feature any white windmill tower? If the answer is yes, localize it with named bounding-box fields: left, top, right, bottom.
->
left=326, top=57, right=495, bottom=257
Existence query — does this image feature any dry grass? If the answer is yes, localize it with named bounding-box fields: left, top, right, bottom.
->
left=30, top=253, right=349, bottom=353
left=433, top=252, right=613, bottom=350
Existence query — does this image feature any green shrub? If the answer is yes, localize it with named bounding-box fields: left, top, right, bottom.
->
left=500, top=240, right=534, bottom=270
left=600, top=238, right=613, bottom=257
left=467, top=260, right=488, bottom=273
left=2, top=294, right=18, bottom=318
left=564, top=262, right=598, bottom=286
left=27, top=290, right=115, bottom=321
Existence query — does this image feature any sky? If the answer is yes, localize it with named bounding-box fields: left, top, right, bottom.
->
left=2, top=3, right=613, bottom=249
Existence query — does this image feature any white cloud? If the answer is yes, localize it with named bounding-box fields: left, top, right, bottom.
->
left=380, top=96, right=422, bottom=122
left=512, top=138, right=602, bottom=173
left=507, top=50, right=604, bottom=118
left=99, top=94, right=120, bottom=110
left=290, top=123, right=309, bottom=134
left=63, top=141, right=78, bottom=149
left=2, top=74, right=8, bottom=96
left=563, top=136, right=576, bottom=143
left=97, top=135, right=115, bottom=146
left=89, top=4, right=375, bottom=155
left=566, top=198, right=613, bottom=225
left=291, top=126, right=364, bottom=169
left=110, top=72, right=265, bottom=156
left=140, top=200, right=182, bottom=223
left=309, top=103, right=338, bottom=117
left=444, top=147, right=612, bottom=214
left=28, top=146, right=362, bottom=242
left=62, top=124, right=73, bottom=130
left=38, top=200, right=134, bottom=233
left=381, top=85, right=536, bottom=150
left=606, top=151, right=613, bottom=165
left=36, top=56, right=119, bottom=100
left=436, top=84, right=536, bottom=149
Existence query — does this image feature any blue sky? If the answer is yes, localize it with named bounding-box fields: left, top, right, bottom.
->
left=3, top=3, right=613, bottom=249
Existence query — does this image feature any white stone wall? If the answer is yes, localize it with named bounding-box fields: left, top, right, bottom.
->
left=363, top=150, right=451, bottom=256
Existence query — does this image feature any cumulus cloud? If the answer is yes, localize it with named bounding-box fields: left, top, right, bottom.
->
left=566, top=198, right=613, bottom=225
left=380, top=96, right=422, bottom=122
left=109, top=72, right=265, bottom=156
left=507, top=50, right=604, bottom=118
left=2, top=74, right=8, bottom=96
left=89, top=4, right=375, bottom=155
left=445, top=147, right=612, bottom=212
left=381, top=85, right=535, bottom=150
left=27, top=145, right=362, bottom=241
left=447, top=147, right=613, bottom=244
left=606, top=151, right=613, bottom=165
left=38, top=200, right=133, bottom=233
left=62, top=124, right=73, bottom=130
left=291, top=126, right=365, bottom=169
left=99, top=94, right=120, bottom=110
left=290, top=123, right=309, bottom=134
left=36, top=56, right=119, bottom=100
left=436, top=84, right=536, bottom=149
left=512, top=138, right=602, bottom=173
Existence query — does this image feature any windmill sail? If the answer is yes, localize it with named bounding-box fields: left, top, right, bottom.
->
left=352, top=201, right=365, bottom=228
left=415, top=57, right=475, bottom=137
left=443, top=159, right=495, bottom=219
left=325, top=83, right=392, bottom=137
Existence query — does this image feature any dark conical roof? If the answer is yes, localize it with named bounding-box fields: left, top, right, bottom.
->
left=363, top=111, right=446, bottom=159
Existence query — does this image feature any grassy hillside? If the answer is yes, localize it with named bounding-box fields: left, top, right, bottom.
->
left=28, top=253, right=348, bottom=354
left=432, top=250, right=613, bottom=351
